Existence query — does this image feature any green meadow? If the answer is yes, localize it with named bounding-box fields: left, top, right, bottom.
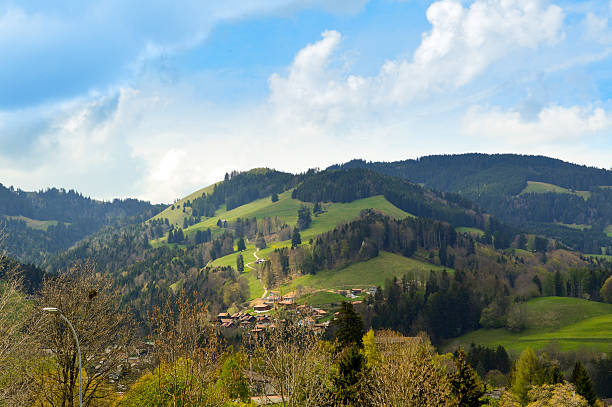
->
left=444, top=297, right=612, bottom=354
left=520, top=181, right=591, bottom=199
left=281, top=251, right=451, bottom=295
left=5, top=215, right=60, bottom=231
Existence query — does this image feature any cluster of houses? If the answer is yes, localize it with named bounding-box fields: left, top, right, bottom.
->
left=337, top=287, right=377, bottom=298
left=217, top=296, right=330, bottom=334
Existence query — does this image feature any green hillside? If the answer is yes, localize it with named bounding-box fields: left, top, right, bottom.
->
left=281, top=251, right=451, bottom=295
left=605, top=224, right=612, bottom=237
left=152, top=190, right=411, bottom=246
left=520, top=181, right=591, bottom=199
left=150, top=182, right=219, bottom=225
left=5, top=215, right=59, bottom=231
left=444, top=297, right=612, bottom=354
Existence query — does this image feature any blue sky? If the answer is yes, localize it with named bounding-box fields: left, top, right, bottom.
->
left=0, top=0, right=611, bottom=202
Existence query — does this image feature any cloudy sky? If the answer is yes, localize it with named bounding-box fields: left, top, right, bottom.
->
left=1, top=0, right=611, bottom=203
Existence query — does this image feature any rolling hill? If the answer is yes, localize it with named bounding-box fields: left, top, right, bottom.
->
left=444, top=297, right=612, bottom=354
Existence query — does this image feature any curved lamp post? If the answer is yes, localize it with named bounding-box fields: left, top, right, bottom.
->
left=43, top=307, right=82, bottom=407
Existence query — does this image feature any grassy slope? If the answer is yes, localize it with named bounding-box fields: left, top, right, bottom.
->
left=520, top=181, right=591, bottom=199
left=456, top=227, right=485, bottom=237
left=150, top=182, right=219, bottom=225
left=605, top=224, right=612, bottom=237
left=444, top=297, right=612, bottom=354
left=281, top=251, right=451, bottom=294
left=5, top=215, right=59, bottom=231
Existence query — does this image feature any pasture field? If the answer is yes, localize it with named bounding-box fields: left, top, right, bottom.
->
left=296, top=291, right=352, bottom=307
left=444, top=297, right=612, bottom=354
left=456, top=227, right=485, bottom=237
left=150, top=182, right=219, bottom=225
left=605, top=224, right=612, bottom=237
left=520, top=181, right=590, bottom=199
left=280, top=251, right=451, bottom=295
left=5, top=215, right=59, bottom=231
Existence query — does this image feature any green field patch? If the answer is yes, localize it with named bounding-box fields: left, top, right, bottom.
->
left=520, top=181, right=591, bottom=199
left=605, top=225, right=612, bottom=237
left=456, top=227, right=485, bottom=237
left=150, top=182, right=219, bottom=226
left=555, top=222, right=591, bottom=231
left=296, top=291, right=350, bottom=306
left=444, top=297, right=612, bottom=354
left=5, top=215, right=60, bottom=231
left=282, top=251, right=451, bottom=294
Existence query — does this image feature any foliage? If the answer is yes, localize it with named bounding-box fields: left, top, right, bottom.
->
left=364, top=331, right=457, bottom=406
left=333, top=302, right=364, bottom=348
left=570, top=362, right=597, bottom=406
left=451, top=348, right=484, bottom=406
left=600, top=276, right=612, bottom=303
left=526, top=383, right=589, bottom=407
left=31, top=263, right=133, bottom=406
left=511, top=347, right=544, bottom=405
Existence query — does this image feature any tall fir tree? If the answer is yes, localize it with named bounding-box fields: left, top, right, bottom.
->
left=333, top=302, right=364, bottom=349
left=237, top=237, right=246, bottom=251
left=451, top=348, right=484, bottom=407
left=237, top=254, right=244, bottom=273
left=571, top=361, right=597, bottom=406
left=291, top=228, right=302, bottom=248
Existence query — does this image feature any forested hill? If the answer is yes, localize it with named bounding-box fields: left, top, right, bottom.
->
left=0, top=183, right=165, bottom=263
left=329, top=154, right=612, bottom=196
left=329, top=154, right=612, bottom=253
left=292, top=168, right=514, bottom=245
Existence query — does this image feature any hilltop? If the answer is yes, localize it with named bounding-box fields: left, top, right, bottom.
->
left=330, top=154, right=612, bottom=254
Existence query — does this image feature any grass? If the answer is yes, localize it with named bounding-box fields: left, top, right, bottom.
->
left=555, top=223, right=591, bottom=231
left=281, top=251, right=451, bottom=294
left=296, top=291, right=351, bottom=306
left=444, top=297, right=612, bottom=354
left=520, top=181, right=591, bottom=199
left=5, top=215, right=60, bottom=231
left=456, top=227, right=485, bottom=237
left=150, top=182, right=219, bottom=226
left=605, top=225, right=612, bottom=238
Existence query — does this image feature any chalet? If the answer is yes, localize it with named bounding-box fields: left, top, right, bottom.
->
left=217, top=312, right=230, bottom=322
left=254, top=304, right=272, bottom=313
left=367, top=287, right=377, bottom=295
left=313, top=308, right=327, bottom=317
left=267, top=291, right=281, bottom=301
left=350, top=288, right=362, bottom=295
left=277, top=300, right=296, bottom=308
left=220, top=319, right=235, bottom=328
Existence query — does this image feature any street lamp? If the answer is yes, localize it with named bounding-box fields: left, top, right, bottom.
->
left=42, top=307, right=82, bottom=407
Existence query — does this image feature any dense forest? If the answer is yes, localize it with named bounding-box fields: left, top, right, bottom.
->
left=329, top=155, right=612, bottom=253
left=0, top=183, right=165, bottom=262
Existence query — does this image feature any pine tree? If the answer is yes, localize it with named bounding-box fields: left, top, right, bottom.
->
left=297, top=205, right=312, bottom=230
left=511, top=347, right=542, bottom=405
left=237, top=237, right=246, bottom=251
left=291, top=228, right=301, bottom=248
left=571, top=361, right=597, bottom=406
left=237, top=254, right=244, bottom=273
left=167, top=230, right=174, bottom=244
left=217, top=218, right=222, bottom=227
left=333, top=302, right=364, bottom=348
left=451, top=348, right=484, bottom=407
left=271, top=192, right=279, bottom=202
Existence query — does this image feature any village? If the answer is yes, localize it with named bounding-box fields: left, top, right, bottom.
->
left=215, top=287, right=378, bottom=334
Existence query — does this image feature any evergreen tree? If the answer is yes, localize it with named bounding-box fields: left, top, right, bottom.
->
left=451, top=348, right=484, bottom=407
left=237, top=237, right=246, bottom=251
left=333, top=302, right=364, bottom=348
left=511, top=347, right=542, bottom=405
left=217, top=218, right=222, bottom=227
left=548, top=365, right=565, bottom=384
left=331, top=344, right=366, bottom=406
left=571, top=361, right=597, bottom=406
left=291, top=228, right=302, bottom=248
left=271, top=192, right=279, bottom=202
left=237, top=254, right=244, bottom=272
left=167, top=230, right=174, bottom=244
left=297, top=205, right=312, bottom=230
left=313, top=201, right=322, bottom=215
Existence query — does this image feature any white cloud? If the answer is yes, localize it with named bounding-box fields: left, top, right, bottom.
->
left=462, top=104, right=612, bottom=144
left=267, top=0, right=565, bottom=128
